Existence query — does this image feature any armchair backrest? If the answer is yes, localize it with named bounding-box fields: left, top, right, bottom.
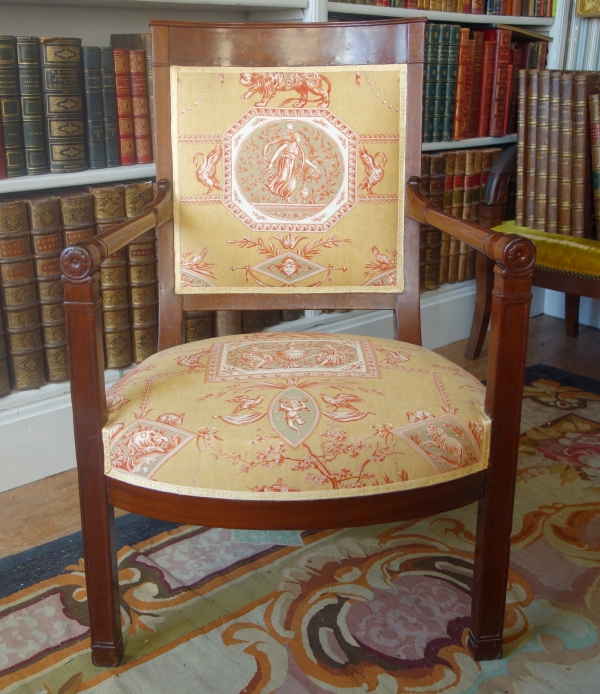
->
left=150, top=19, right=425, bottom=349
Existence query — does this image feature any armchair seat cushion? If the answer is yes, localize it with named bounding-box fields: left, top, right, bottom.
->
left=103, top=333, right=490, bottom=500
left=493, top=221, right=600, bottom=280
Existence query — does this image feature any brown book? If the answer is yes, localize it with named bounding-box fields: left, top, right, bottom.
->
left=185, top=310, right=213, bottom=343
left=124, top=181, right=157, bottom=363
left=113, top=49, right=135, bottom=166
left=58, top=190, right=96, bottom=247
left=440, top=151, right=456, bottom=285
left=143, top=34, right=155, bottom=162
left=466, top=148, right=484, bottom=280
left=214, top=310, right=242, bottom=336
left=572, top=73, right=600, bottom=238
left=89, top=184, right=132, bottom=368
left=458, top=150, right=476, bottom=282
left=525, top=70, right=539, bottom=228
left=477, top=39, right=497, bottom=138
left=468, top=31, right=485, bottom=138
left=419, top=154, right=441, bottom=292
left=0, top=311, right=10, bottom=396
left=424, top=152, right=445, bottom=290
left=0, top=199, right=46, bottom=390
left=546, top=71, right=561, bottom=234
left=590, top=93, right=600, bottom=239
left=449, top=150, right=466, bottom=283
left=280, top=309, right=304, bottom=322
left=559, top=73, right=574, bottom=235
left=533, top=70, right=550, bottom=231
left=419, top=153, right=431, bottom=292
left=452, top=29, right=475, bottom=141
left=487, top=29, right=513, bottom=137
left=128, top=50, right=152, bottom=164
left=26, top=195, right=68, bottom=383
left=515, top=69, right=528, bottom=226
left=242, top=310, right=265, bottom=333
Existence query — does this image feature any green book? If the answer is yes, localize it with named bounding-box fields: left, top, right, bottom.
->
left=433, top=24, right=450, bottom=143
left=443, top=25, right=461, bottom=143
left=0, top=36, right=27, bottom=177
left=423, top=23, right=439, bottom=144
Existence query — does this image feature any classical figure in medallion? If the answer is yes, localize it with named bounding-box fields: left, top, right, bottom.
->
left=264, top=125, right=319, bottom=202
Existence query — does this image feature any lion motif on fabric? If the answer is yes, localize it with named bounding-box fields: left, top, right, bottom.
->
left=239, top=72, right=332, bottom=108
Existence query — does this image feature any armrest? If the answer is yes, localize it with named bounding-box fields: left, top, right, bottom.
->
left=60, top=179, right=172, bottom=281
left=479, top=145, right=517, bottom=229
left=406, top=176, right=534, bottom=272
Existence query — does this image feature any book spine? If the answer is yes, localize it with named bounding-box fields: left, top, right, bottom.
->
left=590, top=94, right=600, bottom=242
left=433, top=25, right=450, bottom=143
left=477, top=40, right=496, bottom=138
left=502, top=59, right=513, bottom=136
left=426, top=151, right=445, bottom=290
left=466, top=148, right=484, bottom=279
left=525, top=70, right=539, bottom=228
left=558, top=73, right=573, bottom=235
left=453, top=31, right=475, bottom=140
left=184, top=310, right=213, bottom=343
left=449, top=150, right=466, bottom=283
left=16, top=36, right=48, bottom=175
left=468, top=31, right=485, bottom=138
left=0, top=312, right=10, bottom=396
left=39, top=38, right=86, bottom=173
left=546, top=71, right=561, bottom=233
left=128, top=49, right=152, bottom=164
left=422, top=23, right=437, bottom=144
left=124, top=180, right=157, bottom=363
left=458, top=149, right=475, bottom=282
left=533, top=70, right=550, bottom=231
left=440, top=151, right=455, bottom=285
left=113, top=49, right=135, bottom=166
left=82, top=47, right=106, bottom=169
left=100, top=47, right=119, bottom=168
left=0, top=109, right=6, bottom=179
left=506, top=48, right=520, bottom=134
left=143, top=33, right=155, bottom=161
left=58, top=190, right=96, bottom=246
left=90, top=184, right=133, bottom=367
left=0, top=200, right=46, bottom=390
left=0, top=36, right=27, bottom=177
left=443, top=25, right=461, bottom=142
left=571, top=74, right=594, bottom=238
left=419, top=153, right=431, bottom=292
left=488, top=29, right=512, bottom=137
left=472, top=0, right=485, bottom=11
left=26, top=196, right=68, bottom=382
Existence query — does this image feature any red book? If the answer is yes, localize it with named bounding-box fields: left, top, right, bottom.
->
left=462, top=1, right=472, bottom=11
left=113, top=48, right=136, bottom=166
left=486, top=28, right=512, bottom=137
left=500, top=0, right=508, bottom=13
left=512, top=0, right=522, bottom=12
left=0, top=109, right=6, bottom=180
left=537, top=41, right=548, bottom=69
left=128, top=49, right=153, bottom=164
left=477, top=39, right=496, bottom=138
left=502, top=58, right=514, bottom=136
left=453, top=29, right=476, bottom=140
left=468, top=31, right=485, bottom=138
left=471, top=0, right=485, bottom=13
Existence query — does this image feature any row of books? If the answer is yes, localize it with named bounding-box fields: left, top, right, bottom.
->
left=0, top=35, right=154, bottom=179
left=515, top=69, right=599, bottom=238
left=423, top=23, right=549, bottom=143
left=419, top=146, right=502, bottom=291
left=333, top=0, right=555, bottom=15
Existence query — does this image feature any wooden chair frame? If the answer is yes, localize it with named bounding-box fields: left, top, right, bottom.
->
left=60, top=19, right=535, bottom=668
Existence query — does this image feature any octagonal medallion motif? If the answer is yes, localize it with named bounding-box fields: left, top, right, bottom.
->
left=223, top=108, right=356, bottom=232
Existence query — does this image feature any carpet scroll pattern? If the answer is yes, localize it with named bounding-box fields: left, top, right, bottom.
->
left=1, top=364, right=599, bottom=693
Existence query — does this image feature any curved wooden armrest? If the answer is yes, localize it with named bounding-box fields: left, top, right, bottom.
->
left=479, top=145, right=517, bottom=229
left=406, top=176, right=535, bottom=274
left=60, top=179, right=172, bottom=283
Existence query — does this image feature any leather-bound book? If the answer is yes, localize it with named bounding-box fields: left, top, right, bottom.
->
left=452, top=28, right=475, bottom=141
left=458, top=149, right=476, bottom=282
left=506, top=48, right=521, bottom=135
left=525, top=70, right=539, bottom=229
left=16, top=37, right=48, bottom=175
left=0, top=110, right=6, bottom=180
left=128, top=49, right=152, bottom=164
left=89, top=184, right=132, bottom=368
left=26, top=195, right=68, bottom=382
left=263, top=310, right=281, bottom=328
left=558, top=73, right=573, bottom=235
left=100, top=47, right=119, bottom=168
left=440, top=150, right=455, bottom=286
left=448, top=150, right=466, bottom=283
left=468, top=31, right=485, bottom=138
left=433, top=24, right=450, bottom=143
left=515, top=69, right=528, bottom=226
left=443, top=25, right=461, bottom=142
left=242, top=310, right=265, bottom=334
left=571, top=73, right=599, bottom=238
left=419, top=154, right=431, bottom=292
left=124, top=180, right=157, bottom=363
left=590, top=93, right=600, bottom=239
left=113, top=49, right=135, bottom=166
left=110, top=34, right=146, bottom=50
left=214, top=311, right=242, bottom=336
left=472, top=0, right=485, bottom=11
left=185, top=310, right=213, bottom=343
left=533, top=70, right=550, bottom=231
left=420, top=154, right=442, bottom=291
left=477, top=38, right=497, bottom=138
left=0, top=312, right=10, bottom=396
left=546, top=71, right=561, bottom=234
left=0, top=199, right=46, bottom=390
left=466, top=148, right=484, bottom=280
left=82, top=47, right=106, bottom=169
left=486, top=28, right=512, bottom=137
left=58, top=189, right=96, bottom=246
left=0, top=36, right=27, bottom=177
left=39, top=38, right=86, bottom=173
left=422, top=23, right=439, bottom=144
left=281, top=310, right=304, bottom=322
left=143, top=34, right=155, bottom=161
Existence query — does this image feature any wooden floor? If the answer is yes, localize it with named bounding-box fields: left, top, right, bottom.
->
left=2, top=314, right=600, bottom=561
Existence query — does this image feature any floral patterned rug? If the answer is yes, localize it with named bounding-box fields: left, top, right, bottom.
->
left=1, top=364, right=599, bottom=694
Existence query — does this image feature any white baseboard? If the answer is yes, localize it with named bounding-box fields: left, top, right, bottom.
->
left=0, top=282, right=545, bottom=493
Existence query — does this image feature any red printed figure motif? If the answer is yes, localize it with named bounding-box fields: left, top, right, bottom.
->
left=239, top=72, right=332, bottom=108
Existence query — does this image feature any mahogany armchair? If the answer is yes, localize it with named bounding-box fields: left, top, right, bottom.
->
left=60, top=19, right=535, bottom=668
left=467, top=144, right=600, bottom=359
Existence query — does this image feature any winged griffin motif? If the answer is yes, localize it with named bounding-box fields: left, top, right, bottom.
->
left=193, top=145, right=222, bottom=194
left=358, top=146, right=387, bottom=194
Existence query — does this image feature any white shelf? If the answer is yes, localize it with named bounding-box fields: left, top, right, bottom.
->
left=0, top=164, right=156, bottom=194
left=422, top=134, right=517, bottom=151
left=0, top=0, right=307, bottom=9
left=328, top=3, right=554, bottom=26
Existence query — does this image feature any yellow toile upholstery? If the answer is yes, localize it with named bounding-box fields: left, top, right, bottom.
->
left=494, top=222, right=600, bottom=279
left=103, top=332, right=490, bottom=501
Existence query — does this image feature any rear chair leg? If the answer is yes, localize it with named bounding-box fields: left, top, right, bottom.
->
left=565, top=294, right=580, bottom=338
left=465, top=253, right=495, bottom=359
